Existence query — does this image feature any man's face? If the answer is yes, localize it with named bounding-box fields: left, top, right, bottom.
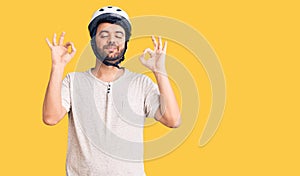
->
left=95, top=22, right=126, bottom=61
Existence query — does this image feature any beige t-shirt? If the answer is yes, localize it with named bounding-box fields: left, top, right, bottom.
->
left=61, top=68, right=160, bottom=176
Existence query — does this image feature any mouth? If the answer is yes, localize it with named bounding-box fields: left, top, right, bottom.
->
left=105, top=46, right=119, bottom=52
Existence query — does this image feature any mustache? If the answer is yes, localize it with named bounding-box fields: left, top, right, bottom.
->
left=103, top=43, right=120, bottom=50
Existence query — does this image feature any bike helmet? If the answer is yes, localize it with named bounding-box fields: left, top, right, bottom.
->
left=88, top=6, right=131, bottom=41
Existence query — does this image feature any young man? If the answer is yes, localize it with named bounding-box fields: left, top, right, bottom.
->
left=43, top=6, right=181, bottom=176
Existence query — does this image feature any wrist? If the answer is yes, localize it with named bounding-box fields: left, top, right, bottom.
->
left=153, top=68, right=168, bottom=78
left=152, top=67, right=166, bottom=74
left=51, top=64, right=65, bottom=76
left=52, top=63, right=66, bottom=70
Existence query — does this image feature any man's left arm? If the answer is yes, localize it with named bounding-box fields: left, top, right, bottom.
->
left=140, top=36, right=181, bottom=128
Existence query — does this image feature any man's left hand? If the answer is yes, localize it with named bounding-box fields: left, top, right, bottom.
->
left=139, top=36, right=167, bottom=73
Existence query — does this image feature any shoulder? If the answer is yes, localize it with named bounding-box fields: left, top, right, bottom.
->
left=66, top=69, right=92, bottom=78
left=63, top=70, right=91, bottom=82
left=124, top=69, right=158, bottom=93
left=125, top=68, right=155, bottom=85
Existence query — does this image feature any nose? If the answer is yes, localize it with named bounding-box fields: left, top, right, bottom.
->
left=107, top=35, right=117, bottom=45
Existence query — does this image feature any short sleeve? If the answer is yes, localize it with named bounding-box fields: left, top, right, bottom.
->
left=144, top=77, right=160, bottom=118
left=61, top=74, right=71, bottom=113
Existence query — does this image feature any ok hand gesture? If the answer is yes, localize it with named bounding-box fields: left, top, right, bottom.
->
left=139, top=36, right=167, bottom=73
left=46, top=32, right=76, bottom=67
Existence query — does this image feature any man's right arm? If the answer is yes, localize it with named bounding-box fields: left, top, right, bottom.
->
left=42, top=32, right=76, bottom=126
left=42, top=65, right=67, bottom=125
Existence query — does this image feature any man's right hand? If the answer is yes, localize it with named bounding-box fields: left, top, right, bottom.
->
left=46, top=32, right=76, bottom=67
left=43, top=32, right=75, bottom=126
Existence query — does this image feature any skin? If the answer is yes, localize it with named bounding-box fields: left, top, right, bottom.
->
left=94, top=23, right=125, bottom=61
left=43, top=23, right=181, bottom=128
left=91, top=23, right=126, bottom=82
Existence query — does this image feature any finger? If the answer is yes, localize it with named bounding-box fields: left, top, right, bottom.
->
left=68, top=42, right=77, bottom=58
left=158, top=36, right=162, bottom=50
left=151, top=35, right=157, bottom=50
left=64, top=42, right=76, bottom=51
left=64, top=42, right=70, bottom=48
left=59, top=32, right=66, bottom=46
left=163, top=41, right=167, bottom=52
left=64, top=41, right=73, bottom=48
left=139, top=53, right=147, bottom=65
left=143, top=48, right=154, bottom=57
left=45, top=38, right=53, bottom=48
left=53, top=33, right=57, bottom=46
left=139, top=48, right=153, bottom=64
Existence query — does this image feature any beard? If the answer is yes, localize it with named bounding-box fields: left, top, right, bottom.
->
left=91, top=38, right=128, bottom=68
left=96, top=44, right=125, bottom=63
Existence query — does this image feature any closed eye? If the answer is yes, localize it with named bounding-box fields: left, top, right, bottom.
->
left=115, top=31, right=124, bottom=39
left=99, top=31, right=109, bottom=38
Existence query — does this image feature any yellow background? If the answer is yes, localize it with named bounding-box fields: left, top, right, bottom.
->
left=1, top=0, right=299, bottom=175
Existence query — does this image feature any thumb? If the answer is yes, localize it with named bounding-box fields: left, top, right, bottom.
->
left=139, top=53, right=147, bottom=65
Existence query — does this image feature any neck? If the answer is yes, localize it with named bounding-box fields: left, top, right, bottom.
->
left=92, top=60, right=124, bottom=82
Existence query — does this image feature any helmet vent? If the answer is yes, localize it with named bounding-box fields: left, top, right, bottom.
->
left=99, top=8, right=104, bottom=11
left=107, top=6, right=112, bottom=8
left=116, top=9, right=122, bottom=11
